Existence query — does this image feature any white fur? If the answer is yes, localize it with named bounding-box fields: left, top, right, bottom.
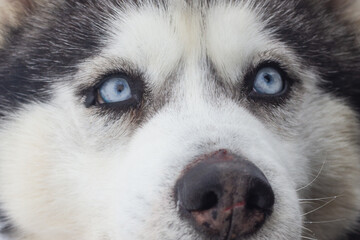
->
left=0, top=1, right=359, bottom=240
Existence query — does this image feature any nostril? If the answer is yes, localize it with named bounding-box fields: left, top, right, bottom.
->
left=198, top=191, right=218, bottom=211
left=175, top=150, right=275, bottom=239
left=246, top=178, right=275, bottom=212
left=175, top=160, right=223, bottom=212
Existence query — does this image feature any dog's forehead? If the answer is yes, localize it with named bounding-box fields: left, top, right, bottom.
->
left=1, top=0, right=359, bottom=114
left=68, top=0, right=360, bottom=110
left=98, top=0, right=283, bottom=89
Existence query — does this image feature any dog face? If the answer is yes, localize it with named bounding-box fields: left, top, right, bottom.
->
left=0, top=1, right=359, bottom=240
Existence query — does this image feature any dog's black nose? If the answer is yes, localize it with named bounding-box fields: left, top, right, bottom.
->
left=175, top=150, right=274, bottom=239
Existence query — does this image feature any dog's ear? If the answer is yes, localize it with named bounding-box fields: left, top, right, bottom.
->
left=0, top=0, right=42, bottom=45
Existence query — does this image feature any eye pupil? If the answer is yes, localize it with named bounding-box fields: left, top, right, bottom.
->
left=117, top=84, right=125, bottom=92
left=264, top=74, right=272, bottom=83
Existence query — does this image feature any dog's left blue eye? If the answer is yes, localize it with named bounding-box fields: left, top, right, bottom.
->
left=99, top=77, right=132, bottom=103
left=253, top=68, right=284, bottom=95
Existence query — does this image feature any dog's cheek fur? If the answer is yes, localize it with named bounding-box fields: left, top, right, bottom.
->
left=0, top=89, right=137, bottom=240
left=298, top=94, right=360, bottom=239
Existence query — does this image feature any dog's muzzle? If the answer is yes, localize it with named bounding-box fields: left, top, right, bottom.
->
left=175, top=150, right=275, bottom=239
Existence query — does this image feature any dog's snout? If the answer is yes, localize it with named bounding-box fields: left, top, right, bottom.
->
left=175, top=150, right=275, bottom=239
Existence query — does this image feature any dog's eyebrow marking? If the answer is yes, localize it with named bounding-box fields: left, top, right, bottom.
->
left=0, top=1, right=112, bottom=114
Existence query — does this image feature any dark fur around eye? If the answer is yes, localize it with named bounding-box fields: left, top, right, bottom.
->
left=243, top=61, right=296, bottom=105
left=83, top=71, right=145, bottom=112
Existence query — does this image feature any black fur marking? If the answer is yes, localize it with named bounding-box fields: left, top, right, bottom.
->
left=0, top=1, right=116, bottom=116
left=259, top=0, right=360, bottom=113
left=2, top=0, right=358, bottom=116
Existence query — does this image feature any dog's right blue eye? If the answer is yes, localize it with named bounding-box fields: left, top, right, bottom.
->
left=253, top=67, right=284, bottom=95
left=98, top=77, right=132, bottom=104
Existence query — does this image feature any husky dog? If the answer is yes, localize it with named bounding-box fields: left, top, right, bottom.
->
left=0, top=0, right=359, bottom=239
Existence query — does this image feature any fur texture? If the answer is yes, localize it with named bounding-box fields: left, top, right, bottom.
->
left=0, top=1, right=359, bottom=240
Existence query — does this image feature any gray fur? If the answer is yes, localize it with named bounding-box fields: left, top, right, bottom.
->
left=0, top=1, right=359, bottom=240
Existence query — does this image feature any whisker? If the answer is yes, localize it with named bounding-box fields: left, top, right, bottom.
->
left=292, top=223, right=317, bottom=240
left=301, top=226, right=316, bottom=235
left=299, top=195, right=342, bottom=202
left=297, top=158, right=327, bottom=192
left=301, top=197, right=337, bottom=217
left=300, top=201, right=317, bottom=205
left=304, top=218, right=346, bottom=224
left=301, top=236, right=317, bottom=240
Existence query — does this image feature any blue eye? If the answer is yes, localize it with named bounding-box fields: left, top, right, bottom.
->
left=253, top=67, right=284, bottom=95
left=98, top=77, right=132, bottom=104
